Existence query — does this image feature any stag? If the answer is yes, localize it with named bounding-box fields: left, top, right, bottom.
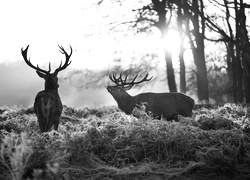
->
left=107, top=73, right=195, bottom=120
left=21, top=45, right=72, bottom=132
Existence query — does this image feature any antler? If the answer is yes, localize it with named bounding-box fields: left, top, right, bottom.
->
left=21, top=45, right=51, bottom=74
left=54, top=45, right=72, bottom=74
left=109, top=73, right=153, bottom=90
left=109, top=74, right=125, bottom=85
left=129, top=73, right=153, bottom=85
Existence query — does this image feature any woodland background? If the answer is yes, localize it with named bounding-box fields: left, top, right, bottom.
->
left=1, top=1, right=250, bottom=180
left=1, top=0, right=250, bottom=107
left=92, top=0, right=250, bottom=105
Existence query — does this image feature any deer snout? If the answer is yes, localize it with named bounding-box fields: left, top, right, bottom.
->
left=107, top=86, right=111, bottom=92
left=107, top=86, right=116, bottom=93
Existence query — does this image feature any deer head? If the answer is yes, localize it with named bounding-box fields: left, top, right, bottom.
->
left=21, top=45, right=72, bottom=92
left=107, top=73, right=153, bottom=102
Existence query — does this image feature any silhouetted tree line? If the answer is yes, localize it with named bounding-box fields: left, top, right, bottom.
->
left=206, top=0, right=250, bottom=103
left=97, top=0, right=250, bottom=104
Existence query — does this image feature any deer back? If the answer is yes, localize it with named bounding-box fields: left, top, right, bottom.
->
left=34, top=90, right=63, bottom=132
left=134, top=92, right=194, bottom=120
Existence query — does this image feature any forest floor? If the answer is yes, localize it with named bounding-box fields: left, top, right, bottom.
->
left=0, top=103, right=250, bottom=180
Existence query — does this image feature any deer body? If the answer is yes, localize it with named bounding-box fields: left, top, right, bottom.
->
left=34, top=91, right=62, bottom=132
left=21, top=45, right=72, bottom=132
left=107, top=74, right=194, bottom=120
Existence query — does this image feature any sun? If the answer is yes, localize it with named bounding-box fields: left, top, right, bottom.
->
left=163, top=29, right=181, bottom=67
left=163, top=29, right=193, bottom=68
left=164, top=29, right=180, bottom=54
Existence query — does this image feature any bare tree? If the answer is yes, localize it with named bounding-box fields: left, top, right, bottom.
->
left=97, top=0, right=178, bottom=92
left=181, top=0, right=209, bottom=102
left=238, top=0, right=250, bottom=103
left=204, top=0, right=250, bottom=103
left=177, top=1, right=186, bottom=93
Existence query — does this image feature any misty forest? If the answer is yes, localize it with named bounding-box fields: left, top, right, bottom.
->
left=1, top=0, right=250, bottom=180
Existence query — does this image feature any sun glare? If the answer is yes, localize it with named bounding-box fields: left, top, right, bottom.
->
left=162, top=29, right=194, bottom=68
left=163, top=29, right=181, bottom=68
left=164, top=29, right=180, bottom=55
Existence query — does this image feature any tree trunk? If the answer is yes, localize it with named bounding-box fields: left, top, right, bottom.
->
left=165, top=49, right=177, bottom=92
left=245, top=75, right=250, bottom=103
left=152, top=0, right=177, bottom=92
left=235, top=45, right=243, bottom=102
left=238, top=0, right=250, bottom=103
left=177, top=4, right=186, bottom=93
left=185, top=0, right=209, bottom=102
left=223, top=0, right=239, bottom=103
left=234, top=0, right=244, bottom=103
left=193, top=45, right=209, bottom=101
left=227, top=43, right=238, bottom=102
left=179, top=48, right=186, bottom=93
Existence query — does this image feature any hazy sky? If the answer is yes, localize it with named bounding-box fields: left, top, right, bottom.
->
left=0, top=0, right=180, bottom=68
left=0, top=0, right=117, bottom=107
left=0, top=0, right=118, bottom=69
left=0, top=0, right=188, bottom=108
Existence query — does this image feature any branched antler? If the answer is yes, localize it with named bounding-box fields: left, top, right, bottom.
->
left=21, top=45, right=51, bottom=74
left=109, top=73, right=153, bottom=90
left=54, top=45, right=72, bottom=74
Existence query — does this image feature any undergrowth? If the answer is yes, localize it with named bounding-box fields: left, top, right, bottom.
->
left=0, top=103, right=250, bottom=180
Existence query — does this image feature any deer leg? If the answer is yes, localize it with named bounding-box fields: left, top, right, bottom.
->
left=39, top=122, right=45, bottom=133
left=54, top=118, right=59, bottom=131
left=173, top=114, right=179, bottom=121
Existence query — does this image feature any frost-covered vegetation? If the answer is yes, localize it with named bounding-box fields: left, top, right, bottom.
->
left=0, top=104, right=250, bottom=180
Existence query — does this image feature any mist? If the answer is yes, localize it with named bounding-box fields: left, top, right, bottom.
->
left=0, top=61, right=116, bottom=108
left=0, top=59, right=180, bottom=109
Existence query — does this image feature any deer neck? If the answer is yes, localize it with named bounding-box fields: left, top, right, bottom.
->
left=45, top=80, right=59, bottom=92
left=45, top=85, right=58, bottom=92
left=114, top=92, right=135, bottom=114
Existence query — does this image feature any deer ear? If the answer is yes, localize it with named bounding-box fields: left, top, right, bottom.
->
left=36, top=71, right=47, bottom=79
left=124, top=85, right=133, bottom=91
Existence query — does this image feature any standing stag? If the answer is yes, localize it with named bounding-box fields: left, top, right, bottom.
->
left=107, top=73, right=195, bottom=120
left=21, top=45, right=72, bottom=132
